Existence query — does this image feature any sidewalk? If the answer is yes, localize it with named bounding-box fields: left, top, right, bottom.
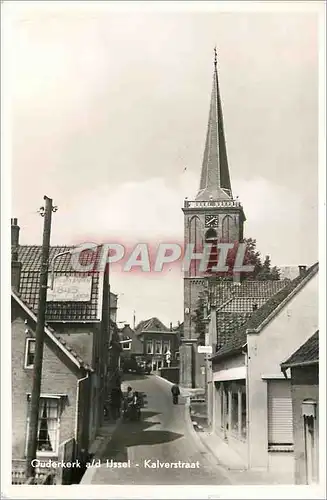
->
left=81, top=417, right=122, bottom=484
left=185, top=399, right=294, bottom=485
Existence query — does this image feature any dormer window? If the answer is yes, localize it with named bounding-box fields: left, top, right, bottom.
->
left=24, top=338, right=36, bottom=369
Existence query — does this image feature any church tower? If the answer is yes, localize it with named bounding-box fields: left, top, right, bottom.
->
left=180, top=50, right=246, bottom=388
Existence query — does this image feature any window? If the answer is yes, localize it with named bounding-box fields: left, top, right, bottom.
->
left=122, top=341, right=132, bottom=350
left=24, top=338, right=36, bottom=369
left=155, top=340, right=162, bottom=355
left=163, top=341, right=170, bottom=354
left=241, top=392, right=247, bottom=438
left=268, top=380, right=293, bottom=447
left=222, top=216, right=232, bottom=242
left=219, top=381, right=246, bottom=439
left=146, top=340, right=153, bottom=354
left=231, top=387, right=239, bottom=434
left=220, top=384, right=224, bottom=428
left=26, top=397, right=60, bottom=456
left=189, top=216, right=201, bottom=276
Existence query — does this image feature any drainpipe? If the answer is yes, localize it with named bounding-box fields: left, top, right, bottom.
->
left=75, top=373, right=89, bottom=457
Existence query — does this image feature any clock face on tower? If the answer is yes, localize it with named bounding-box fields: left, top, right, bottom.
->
left=205, top=215, right=219, bottom=228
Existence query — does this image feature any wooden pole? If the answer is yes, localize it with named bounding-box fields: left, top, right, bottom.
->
left=25, top=196, right=53, bottom=479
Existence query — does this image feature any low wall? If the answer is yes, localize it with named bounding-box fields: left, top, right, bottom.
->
left=12, top=459, right=57, bottom=485
left=160, top=367, right=179, bottom=384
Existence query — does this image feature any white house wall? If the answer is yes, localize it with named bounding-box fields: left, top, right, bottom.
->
left=247, top=271, right=318, bottom=470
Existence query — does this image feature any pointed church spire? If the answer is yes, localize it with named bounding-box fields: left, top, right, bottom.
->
left=196, top=49, right=232, bottom=201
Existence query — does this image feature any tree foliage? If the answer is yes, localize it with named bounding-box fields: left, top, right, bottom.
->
left=194, top=292, right=207, bottom=345
left=206, top=238, right=281, bottom=281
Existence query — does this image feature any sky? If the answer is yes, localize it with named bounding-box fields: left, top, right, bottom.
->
left=6, top=2, right=321, bottom=327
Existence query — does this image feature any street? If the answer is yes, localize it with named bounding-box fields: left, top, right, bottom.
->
left=88, top=374, right=231, bottom=484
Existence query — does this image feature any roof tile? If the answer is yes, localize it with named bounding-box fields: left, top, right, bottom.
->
left=18, top=245, right=102, bottom=322
left=281, top=331, right=319, bottom=367
left=213, top=263, right=318, bottom=360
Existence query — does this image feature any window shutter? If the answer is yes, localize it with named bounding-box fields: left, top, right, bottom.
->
left=268, top=380, right=293, bottom=445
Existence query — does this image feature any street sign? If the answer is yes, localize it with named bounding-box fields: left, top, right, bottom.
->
left=197, top=345, right=213, bottom=354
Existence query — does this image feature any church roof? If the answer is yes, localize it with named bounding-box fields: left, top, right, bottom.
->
left=196, top=49, right=232, bottom=202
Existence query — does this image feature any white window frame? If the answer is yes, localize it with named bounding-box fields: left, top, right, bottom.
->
left=163, top=340, right=170, bottom=354
left=25, top=396, right=61, bottom=457
left=155, top=340, right=162, bottom=355
left=146, top=340, right=153, bottom=354
left=24, top=338, right=36, bottom=369
left=122, top=341, right=132, bottom=351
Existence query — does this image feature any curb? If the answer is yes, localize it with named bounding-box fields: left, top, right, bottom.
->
left=80, top=418, right=122, bottom=484
left=184, top=397, right=237, bottom=485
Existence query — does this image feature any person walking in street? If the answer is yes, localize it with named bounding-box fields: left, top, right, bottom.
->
left=171, top=384, right=180, bottom=405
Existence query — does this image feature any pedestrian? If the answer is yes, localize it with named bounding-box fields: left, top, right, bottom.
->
left=124, top=386, right=133, bottom=411
left=171, top=384, right=180, bottom=404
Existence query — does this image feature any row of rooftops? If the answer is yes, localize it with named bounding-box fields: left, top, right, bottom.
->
left=12, top=220, right=318, bottom=369
left=211, top=262, right=319, bottom=361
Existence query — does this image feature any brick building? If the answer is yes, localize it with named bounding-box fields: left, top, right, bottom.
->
left=135, top=318, right=179, bottom=372
left=11, top=290, right=92, bottom=483
left=281, top=331, right=319, bottom=485
left=11, top=218, right=121, bottom=480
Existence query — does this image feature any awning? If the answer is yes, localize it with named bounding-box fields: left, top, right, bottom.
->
left=212, top=366, right=246, bottom=382
left=27, top=393, right=67, bottom=400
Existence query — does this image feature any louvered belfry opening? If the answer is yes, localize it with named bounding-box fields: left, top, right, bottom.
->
left=205, top=228, right=218, bottom=272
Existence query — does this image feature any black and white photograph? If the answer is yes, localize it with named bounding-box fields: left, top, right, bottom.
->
left=1, top=1, right=325, bottom=498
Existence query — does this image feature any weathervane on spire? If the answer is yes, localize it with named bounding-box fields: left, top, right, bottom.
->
left=214, top=46, right=217, bottom=67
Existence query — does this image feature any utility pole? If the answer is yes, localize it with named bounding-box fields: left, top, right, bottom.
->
left=25, top=196, right=56, bottom=479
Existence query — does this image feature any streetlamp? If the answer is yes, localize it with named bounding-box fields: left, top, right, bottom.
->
left=48, top=249, right=74, bottom=289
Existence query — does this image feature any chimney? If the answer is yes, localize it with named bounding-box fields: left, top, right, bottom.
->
left=170, top=322, right=172, bottom=331
left=298, top=265, right=307, bottom=277
left=11, top=218, right=20, bottom=251
left=11, top=218, right=21, bottom=292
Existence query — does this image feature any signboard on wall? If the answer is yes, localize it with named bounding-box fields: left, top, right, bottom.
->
left=47, top=276, right=92, bottom=302
left=197, top=345, right=213, bottom=354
